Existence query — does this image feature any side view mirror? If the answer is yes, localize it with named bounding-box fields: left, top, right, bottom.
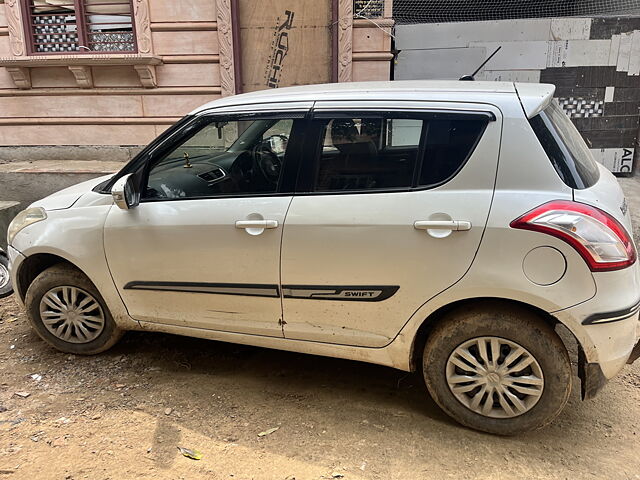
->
left=111, top=173, right=141, bottom=210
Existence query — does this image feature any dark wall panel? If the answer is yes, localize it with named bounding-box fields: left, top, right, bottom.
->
left=582, top=129, right=638, bottom=149
left=590, top=17, right=640, bottom=39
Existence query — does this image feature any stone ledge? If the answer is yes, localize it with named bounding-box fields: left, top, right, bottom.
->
left=0, top=145, right=143, bottom=163
left=0, top=55, right=163, bottom=89
left=0, top=160, right=123, bottom=174
left=0, top=165, right=118, bottom=218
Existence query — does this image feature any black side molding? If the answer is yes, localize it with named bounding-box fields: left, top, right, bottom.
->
left=123, top=282, right=400, bottom=302
left=282, top=285, right=399, bottom=302
left=124, top=281, right=280, bottom=298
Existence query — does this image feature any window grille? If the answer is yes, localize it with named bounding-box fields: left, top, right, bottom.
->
left=354, top=0, right=385, bottom=18
left=24, top=0, right=136, bottom=54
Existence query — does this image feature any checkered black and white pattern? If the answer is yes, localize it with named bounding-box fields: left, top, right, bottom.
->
left=354, top=0, right=384, bottom=17
left=558, top=97, right=604, bottom=118
left=33, top=15, right=79, bottom=53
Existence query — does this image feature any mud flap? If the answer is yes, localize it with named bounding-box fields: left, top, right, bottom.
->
left=578, top=348, right=608, bottom=400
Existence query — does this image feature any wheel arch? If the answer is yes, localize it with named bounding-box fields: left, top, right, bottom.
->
left=408, top=297, right=579, bottom=373
left=15, top=253, right=84, bottom=302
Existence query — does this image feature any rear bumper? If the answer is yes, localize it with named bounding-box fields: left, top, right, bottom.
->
left=571, top=300, right=640, bottom=400
left=555, top=263, right=639, bottom=365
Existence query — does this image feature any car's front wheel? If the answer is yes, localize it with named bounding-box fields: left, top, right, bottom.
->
left=25, top=264, right=123, bottom=354
left=422, top=302, right=572, bottom=435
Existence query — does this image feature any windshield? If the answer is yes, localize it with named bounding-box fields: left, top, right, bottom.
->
left=529, top=100, right=600, bottom=189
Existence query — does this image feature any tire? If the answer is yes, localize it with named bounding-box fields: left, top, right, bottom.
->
left=0, top=253, right=12, bottom=299
left=422, top=301, right=571, bottom=435
left=25, top=263, right=123, bottom=355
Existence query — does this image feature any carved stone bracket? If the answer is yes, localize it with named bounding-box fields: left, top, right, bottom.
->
left=216, top=0, right=236, bottom=96
left=68, top=65, right=93, bottom=88
left=6, top=66, right=30, bottom=89
left=5, top=0, right=25, bottom=57
left=134, top=64, right=157, bottom=88
left=337, top=0, right=353, bottom=82
left=133, top=0, right=153, bottom=54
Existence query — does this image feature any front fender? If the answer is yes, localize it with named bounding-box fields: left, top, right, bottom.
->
left=10, top=204, right=138, bottom=330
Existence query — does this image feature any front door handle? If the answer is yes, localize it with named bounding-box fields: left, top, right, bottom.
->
left=235, top=220, right=279, bottom=230
left=414, top=220, right=472, bottom=231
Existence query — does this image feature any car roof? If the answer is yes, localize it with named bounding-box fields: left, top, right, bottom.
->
left=191, top=80, right=555, bottom=118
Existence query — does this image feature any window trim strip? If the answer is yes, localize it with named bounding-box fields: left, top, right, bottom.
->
left=311, top=110, right=496, bottom=122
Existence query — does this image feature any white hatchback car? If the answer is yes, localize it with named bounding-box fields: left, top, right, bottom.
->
left=7, top=81, right=640, bottom=434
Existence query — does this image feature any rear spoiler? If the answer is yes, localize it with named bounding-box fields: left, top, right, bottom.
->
left=515, top=83, right=556, bottom=119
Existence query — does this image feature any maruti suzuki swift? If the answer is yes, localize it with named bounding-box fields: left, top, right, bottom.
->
left=7, top=81, right=640, bottom=434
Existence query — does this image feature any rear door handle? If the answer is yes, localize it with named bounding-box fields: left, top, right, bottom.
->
left=235, top=220, right=279, bottom=230
left=414, top=220, right=472, bottom=231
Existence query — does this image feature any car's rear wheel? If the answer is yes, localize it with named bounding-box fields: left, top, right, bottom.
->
left=0, top=253, right=12, bottom=298
left=422, top=302, right=571, bottom=435
left=25, top=264, right=123, bottom=354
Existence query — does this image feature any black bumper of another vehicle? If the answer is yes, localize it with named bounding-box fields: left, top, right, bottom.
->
left=627, top=339, right=640, bottom=365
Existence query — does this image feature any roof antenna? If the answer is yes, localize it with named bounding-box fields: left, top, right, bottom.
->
left=459, top=46, right=502, bottom=81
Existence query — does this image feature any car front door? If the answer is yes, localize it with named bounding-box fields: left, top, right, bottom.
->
left=280, top=101, right=502, bottom=347
left=103, top=104, right=310, bottom=337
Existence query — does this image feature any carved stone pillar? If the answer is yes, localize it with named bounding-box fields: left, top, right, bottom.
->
left=384, top=0, right=393, bottom=18
left=133, top=0, right=153, bottom=54
left=216, top=0, right=237, bottom=96
left=337, top=0, right=353, bottom=82
left=5, top=0, right=26, bottom=57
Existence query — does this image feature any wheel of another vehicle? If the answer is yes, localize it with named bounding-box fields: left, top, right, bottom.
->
left=422, top=302, right=572, bottom=435
left=25, top=263, right=123, bottom=355
left=0, top=253, right=12, bottom=299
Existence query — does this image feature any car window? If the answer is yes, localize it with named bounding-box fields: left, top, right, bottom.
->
left=145, top=117, right=297, bottom=200
left=311, top=114, right=488, bottom=192
left=529, top=100, right=600, bottom=189
left=314, top=116, right=423, bottom=192
left=419, top=118, right=487, bottom=186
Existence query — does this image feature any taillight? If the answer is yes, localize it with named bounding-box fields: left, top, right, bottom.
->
left=510, top=200, right=637, bottom=272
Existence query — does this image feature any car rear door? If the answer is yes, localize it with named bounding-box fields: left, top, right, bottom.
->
left=280, top=101, right=502, bottom=347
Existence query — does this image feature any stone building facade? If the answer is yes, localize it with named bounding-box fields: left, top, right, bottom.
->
left=0, top=0, right=393, bottom=160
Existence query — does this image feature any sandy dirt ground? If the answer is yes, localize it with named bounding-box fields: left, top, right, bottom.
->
left=0, top=176, right=639, bottom=480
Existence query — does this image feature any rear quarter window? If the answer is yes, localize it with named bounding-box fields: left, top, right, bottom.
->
left=419, top=117, right=487, bottom=187
left=529, top=100, right=600, bottom=189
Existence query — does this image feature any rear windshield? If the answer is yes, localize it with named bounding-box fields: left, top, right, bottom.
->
left=529, top=100, right=600, bottom=189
